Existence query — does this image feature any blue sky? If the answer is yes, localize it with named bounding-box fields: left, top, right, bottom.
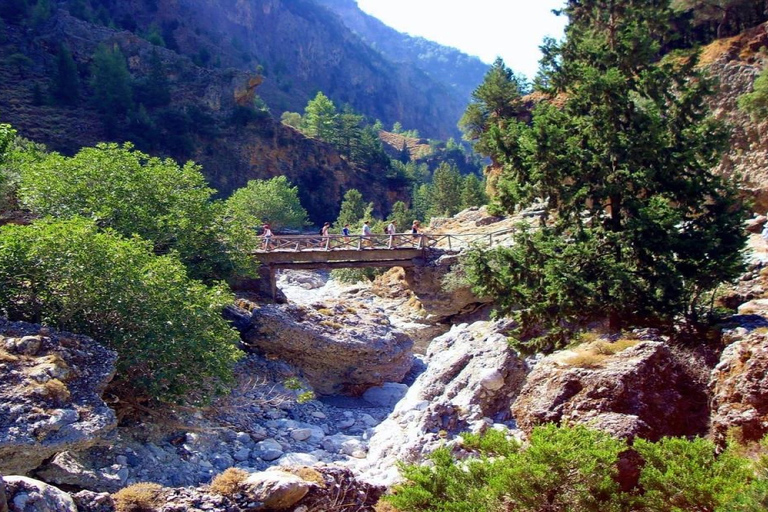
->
left=356, top=0, right=568, bottom=80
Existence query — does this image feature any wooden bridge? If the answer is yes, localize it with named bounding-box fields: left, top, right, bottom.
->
left=251, top=232, right=505, bottom=300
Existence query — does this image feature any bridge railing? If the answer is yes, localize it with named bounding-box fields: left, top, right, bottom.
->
left=259, top=233, right=429, bottom=252
left=256, top=229, right=515, bottom=253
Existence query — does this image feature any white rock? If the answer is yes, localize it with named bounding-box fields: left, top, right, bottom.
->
left=290, top=428, right=313, bottom=442
left=362, top=383, right=409, bottom=407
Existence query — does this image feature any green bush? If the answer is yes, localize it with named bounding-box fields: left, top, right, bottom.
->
left=738, top=67, right=768, bottom=121
left=634, top=436, right=755, bottom=511
left=387, top=425, right=628, bottom=512
left=224, top=176, right=309, bottom=234
left=386, top=425, right=768, bottom=512
left=0, top=217, right=242, bottom=401
left=18, top=142, right=253, bottom=282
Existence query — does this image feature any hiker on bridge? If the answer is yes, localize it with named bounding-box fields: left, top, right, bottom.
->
left=321, top=222, right=331, bottom=248
left=386, top=220, right=397, bottom=248
left=361, top=220, right=372, bottom=248
left=262, top=223, right=273, bottom=251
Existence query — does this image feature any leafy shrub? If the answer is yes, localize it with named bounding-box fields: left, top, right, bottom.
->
left=0, top=217, right=241, bottom=401
left=388, top=426, right=768, bottom=512
left=634, top=436, right=755, bottom=511
left=387, top=424, right=627, bottom=512
left=17, top=142, right=253, bottom=282
left=738, top=67, right=768, bottom=121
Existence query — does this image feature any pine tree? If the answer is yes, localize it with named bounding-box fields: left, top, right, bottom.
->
left=459, top=57, right=527, bottom=157
left=460, top=173, right=487, bottom=209
left=90, top=44, right=134, bottom=134
left=302, top=91, right=338, bottom=142
left=134, top=48, right=171, bottom=108
left=465, top=0, right=747, bottom=351
left=50, top=45, right=79, bottom=106
left=334, top=189, right=371, bottom=229
left=429, top=162, right=463, bottom=218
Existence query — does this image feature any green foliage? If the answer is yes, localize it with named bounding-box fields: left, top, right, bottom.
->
left=133, top=48, right=171, bottom=108
left=459, top=57, right=526, bottom=157
left=466, top=0, right=747, bottom=350
left=30, top=0, right=52, bottom=27
left=18, top=142, right=252, bottom=282
left=90, top=44, right=134, bottom=134
left=334, top=188, right=372, bottom=229
left=738, top=66, right=768, bottom=121
left=387, top=201, right=413, bottom=234
left=460, top=173, right=487, bottom=209
left=0, top=123, right=45, bottom=213
left=331, top=267, right=383, bottom=284
left=388, top=425, right=768, bottom=512
left=302, top=91, right=338, bottom=141
left=0, top=217, right=241, bottom=401
left=280, top=111, right=303, bottom=129
left=428, top=162, right=463, bottom=218
left=224, top=176, right=309, bottom=234
left=387, top=424, right=627, bottom=512
left=635, top=436, right=754, bottom=511
left=50, top=45, right=80, bottom=106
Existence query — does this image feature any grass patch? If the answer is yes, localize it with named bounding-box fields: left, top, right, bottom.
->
left=209, top=467, right=248, bottom=496
left=563, top=338, right=641, bottom=368
left=113, top=482, right=164, bottom=512
left=0, top=347, right=19, bottom=363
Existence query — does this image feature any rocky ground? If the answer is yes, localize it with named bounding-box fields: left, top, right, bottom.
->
left=3, top=207, right=768, bottom=511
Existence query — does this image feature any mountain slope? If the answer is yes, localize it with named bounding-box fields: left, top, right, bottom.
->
left=315, top=0, right=488, bottom=108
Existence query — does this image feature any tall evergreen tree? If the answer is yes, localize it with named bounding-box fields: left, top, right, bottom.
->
left=302, top=91, right=338, bottom=142
left=460, top=173, right=487, bottom=210
left=459, top=57, right=527, bottom=157
left=50, top=45, right=80, bottom=106
left=134, top=48, right=171, bottom=108
left=334, top=189, right=371, bottom=229
left=429, top=162, right=463, bottom=218
left=465, top=0, right=747, bottom=351
left=90, top=44, right=134, bottom=134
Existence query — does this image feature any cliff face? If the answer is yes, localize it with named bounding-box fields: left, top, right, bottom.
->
left=315, top=0, right=488, bottom=130
left=0, top=7, right=411, bottom=223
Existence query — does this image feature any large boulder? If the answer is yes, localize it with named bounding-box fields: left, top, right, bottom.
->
left=0, top=319, right=117, bottom=475
left=3, top=476, right=77, bottom=512
left=243, top=468, right=314, bottom=510
left=359, top=320, right=529, bottom=484
left=710, top=328, right=768, bottom=445
left=511, top=339, right=710, bottom=441
left=233, top=301, right=413, bottom=395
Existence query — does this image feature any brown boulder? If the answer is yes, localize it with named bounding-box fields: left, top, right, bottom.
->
left=511, top=340, right=709, bottom=441
left=710, top=329, right=768, bottom=445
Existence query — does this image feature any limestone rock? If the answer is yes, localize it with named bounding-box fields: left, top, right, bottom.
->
left=360, top=320, right=528, bottom=484
left=710, top=329, right=768, bottom=445
left=402, top=253, right=492, bottom=322
left=511, top=340, right=709, bottom=441
left=236, top=302, right=413, bottom=395
left=0, top=319, right=117, bottom=475
left=243, top=469, right=314, bottom=510
left=3, top=476, right=76, bottom=512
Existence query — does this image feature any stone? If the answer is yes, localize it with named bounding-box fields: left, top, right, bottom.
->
left=359, top=320, right=529, bottom=486
left=710, top=330, right=768, bottom=445
left=236, top=303, right=414, bottom=395
left=511, top=340, right=709, bottom=441
left=0, top=319, right=117, bottom=476
left=4, top=475, right=77, bottom=512
left=70, top=491, right=114, bottom=512
left=362, top=383, right=409, bottom=407
left=278, top=452, right=320, bottom=467
left=36, top=451, right=123, bottom=493
left=1, top=474, right=7, bottom=512
left=290, top=429, right=313, bottom=442
left=243, top=469, right=314, bottom=510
